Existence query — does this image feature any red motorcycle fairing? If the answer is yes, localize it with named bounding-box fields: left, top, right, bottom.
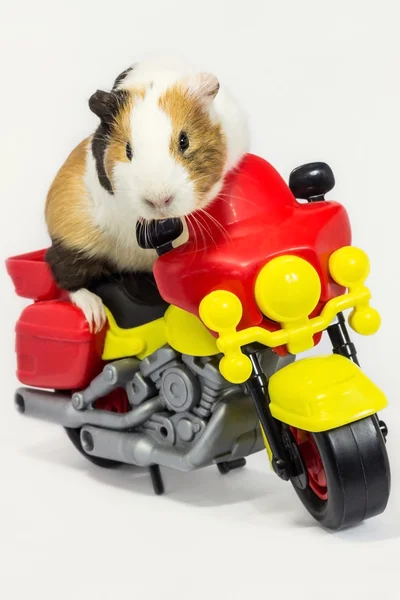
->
left=6, top=153, right=351, bottom=388
left=154, top=153, right=352, bottom=331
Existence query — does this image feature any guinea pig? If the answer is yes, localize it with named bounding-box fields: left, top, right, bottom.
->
left=45, top=56, right=249, bottom=331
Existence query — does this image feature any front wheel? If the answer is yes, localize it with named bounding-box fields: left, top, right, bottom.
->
left=290, top=416, right=390, bottom=530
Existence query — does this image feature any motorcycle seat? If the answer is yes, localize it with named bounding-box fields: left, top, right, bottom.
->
left=90, top=272, right=169, bottom=330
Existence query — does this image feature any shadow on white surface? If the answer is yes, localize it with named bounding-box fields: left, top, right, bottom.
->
left=24, top=434, right=270, bottom=506
left=23, top=432, right=400, bottom=542
left=286, top=507, right=400, bottom=542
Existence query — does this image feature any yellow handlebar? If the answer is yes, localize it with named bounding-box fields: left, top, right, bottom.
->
left=199, top=247, right=381, bottom=384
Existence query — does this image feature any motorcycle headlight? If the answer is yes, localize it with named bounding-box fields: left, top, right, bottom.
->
left=254, top=255, right=321, bottom=323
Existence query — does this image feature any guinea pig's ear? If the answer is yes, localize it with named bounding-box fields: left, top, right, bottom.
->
left=89, top=90, right=117, bottom=124
left=184, top=73, right=220, bottom=106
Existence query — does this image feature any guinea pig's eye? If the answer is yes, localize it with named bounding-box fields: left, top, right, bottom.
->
left=126, top=142, right=133, bottom=161
left=178, top=131, right=189, bottom=153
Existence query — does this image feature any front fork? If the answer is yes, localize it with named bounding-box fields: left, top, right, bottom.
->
left=246, top=351, right=307, bottom=488
left=327, top=312, right=360, bottom=366
left=246, top=312, right=387, bottom=485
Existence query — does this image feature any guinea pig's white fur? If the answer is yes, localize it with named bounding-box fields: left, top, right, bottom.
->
left=121, top=56, right=249, bottom=172
left=85, top=56, right=249, bottom=240
left=46, top=56, right=249, bottom=331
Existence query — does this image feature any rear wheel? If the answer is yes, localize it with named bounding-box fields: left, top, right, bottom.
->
left=64, top=427, right=121, bottom=468
left=290, top=415, right=390, bottom=530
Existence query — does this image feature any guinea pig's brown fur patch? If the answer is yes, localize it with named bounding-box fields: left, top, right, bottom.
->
left=159, top=84, right=227, bottom=203
left=45, top=135, right=155, bottom=271
left=105, top=88, right=145, bottom=186
left=45, top=138, right=104, bottom=254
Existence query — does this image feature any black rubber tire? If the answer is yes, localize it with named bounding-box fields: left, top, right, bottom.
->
left=291, top=416, right=391, bottom=530
left=64, top=427, right=122, bottom=469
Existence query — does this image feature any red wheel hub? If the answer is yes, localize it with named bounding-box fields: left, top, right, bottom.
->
left=291, top=428, right=328, bottom=501
left=94, top=388, right=130, bottom=413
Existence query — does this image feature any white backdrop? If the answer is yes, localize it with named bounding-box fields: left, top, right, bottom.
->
left=1, top=1, right=399, bottom=598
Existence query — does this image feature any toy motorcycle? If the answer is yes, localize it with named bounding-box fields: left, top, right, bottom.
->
left=7, top=154, right=390, bottom=530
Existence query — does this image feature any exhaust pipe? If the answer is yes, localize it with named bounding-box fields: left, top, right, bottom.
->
left=15, top=387, right=162, bottom=430
left=80, top=425, right=196, bottom=470
left=16, top=388, right=264, bottom=472
left=80, top=394, right=264, bottom=471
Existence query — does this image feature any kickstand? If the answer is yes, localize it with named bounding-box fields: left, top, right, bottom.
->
left=217, top=458, right=247, bottom=475
left=149, top=464, right=165, bottom=495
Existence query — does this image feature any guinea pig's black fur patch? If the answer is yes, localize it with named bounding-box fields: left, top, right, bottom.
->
left=89, top=89, right=129, bottom=125
left=89, top=88, right=131, bottom=193
left=46, top=239, right=114, bottom=291
left=92, top=123, right=113, bottom=194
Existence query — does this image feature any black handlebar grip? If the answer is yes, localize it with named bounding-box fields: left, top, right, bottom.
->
left=136, top=218, right=184, bottom=256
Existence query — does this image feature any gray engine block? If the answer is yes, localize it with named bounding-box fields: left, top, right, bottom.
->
left=16, top=346, right=294, bottom=471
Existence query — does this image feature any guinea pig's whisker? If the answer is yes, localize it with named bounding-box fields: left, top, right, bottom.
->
left=187, top=214, right=207, bottom=256
left=192, top=174, right=212, bottom=183
left=194, top=211, right=215, bottom=247
left=144, top=221, right=150, bottom=249
left=197, top=208, right=231, bottom=245
left=191, top=213, right=208, bottom=252
left=217, top=192, right=260, bottom=210
left=196, top=211, right=224, bottom=248
left=185, top=215, right=197, bottom=256
left=145, top=222, right=154, bottom=252
left=196, top=211, right=213, bottom=237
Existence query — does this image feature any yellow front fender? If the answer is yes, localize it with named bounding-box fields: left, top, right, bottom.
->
left=268, top=354, right=387, bottom=432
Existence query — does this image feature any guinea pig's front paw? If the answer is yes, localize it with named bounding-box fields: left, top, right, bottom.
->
left=69, top=289, right=107, bottom=333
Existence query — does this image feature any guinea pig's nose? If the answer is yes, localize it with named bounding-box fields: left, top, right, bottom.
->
left=144, top=196, right=173, bottom=209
